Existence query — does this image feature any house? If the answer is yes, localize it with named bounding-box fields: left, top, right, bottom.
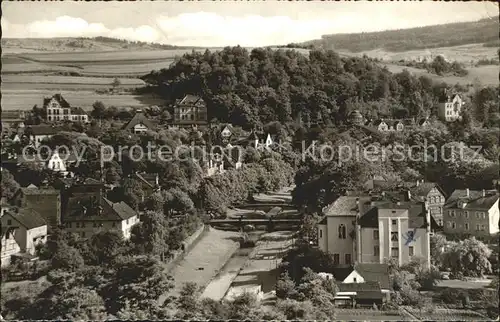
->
left=443, top=189, right=499, bottom=237
left=405, top=180, right=446, bottom=227
left=417, top=117, right=431, bottom=127
left=13, top=150, right=79, bottom=176
left=122, top=109, right=155, bottom=134
left=320, top=263, right=391, bottom=307
left=202, top=153, right=225, bottom=177
left=62, top=196, right=139, bottom=240
left=43, top=94, right=89, bottom=123
left=172, top=94, right=208, bottom=127
left=126, top=172, right=160, bottom=201
left=371, top=119, right=405, bottom=132
left=1, top=208, right=48, bottom=267
left=247, top=131, right=274, bottom=150
left=318, top=194, right=432, bottom=268
left=221, top=125, right=233, bottom=139
left=438, top=92, right=463, bottom=122
left=348, top=110, right=365, bottom=126
left=24, top=125, right=60, bottom=147
left=1, top=110, right=25, bottom=138
left=10, top=186, right=61, bottom=231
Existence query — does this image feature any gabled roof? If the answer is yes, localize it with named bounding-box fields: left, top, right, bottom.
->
left=6, top=208, right=47, bottom=229
left=444, top=189, right=499, bottom=210
left=407, top=182, right=444, bottom=198
left=331, top=265, right=355, bottom=281
left=25, top=125, right=60, bottom=136
left=323, top=196, right=360, bottom=217
left=177, top=94, right=205, bottom=106
left=122, top=110, right=155, bottom=131
left=43, top=94, right=71, bottom=108
left=21, top=187, right=59, bottom=196
left=354, top=263, right=390, bottom=289
left=70, top=107, right=87, bottom=115
left=64, top=196, right=138, bottom=222
left=134, top=172, right=158, bottom=189
left=357, top=196, right=428, bottom=229
left=337, top=281, right=381, bottom=293
left=418, top=118, right=430, bottom=126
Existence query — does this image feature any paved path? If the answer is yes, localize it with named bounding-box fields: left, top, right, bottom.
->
left=158, top=228, right=240, bottom=304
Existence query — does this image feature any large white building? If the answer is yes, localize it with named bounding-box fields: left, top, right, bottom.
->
left=43, top=94, right=89, bottom=123
left=437, top=93, right=463, bottom=122
left=318, top=193, right=431, bottom=268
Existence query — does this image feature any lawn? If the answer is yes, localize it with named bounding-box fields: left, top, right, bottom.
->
left=1, top=89, right=165, bottom=110
left=2, top=75, right=145, bottom=85
left=404, top=307, right=488, bottom=321
left=336, top=309, right=410, bottom=320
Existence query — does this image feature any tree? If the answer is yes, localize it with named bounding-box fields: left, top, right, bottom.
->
left=163, top=188, right=195, bottom=216
left=51, top=243, right=84, bottom=271
left=111, top=78, right=121, bottom=90
left=87, top=230, right=126, bottom=265
left=442, top=237, right=492, bottom=277
left=130, top=211, right=170, bottom=260
left=430, top=233, right=447, bottom=267
left=276, top=272, right=296, bottom=299
left=0, top=168, right=20, bottom=200
left=91, top=101, right=106, bottom=119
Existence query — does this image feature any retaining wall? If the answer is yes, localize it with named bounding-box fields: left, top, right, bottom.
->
left=164, top=224, right=210, bottom=272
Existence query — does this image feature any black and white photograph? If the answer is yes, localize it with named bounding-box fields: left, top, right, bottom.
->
left=0, top=1, right=499, bottom=320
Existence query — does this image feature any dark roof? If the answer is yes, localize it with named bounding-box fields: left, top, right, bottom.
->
left=43, top=94, right=71, bottom=108
left=122, top=110, right=155, bottom=131
left=337, top=281, right=381, bottom=292
left=21, top=187, right=59, bottom=196
left=70, top=107, right=87, bottom=115
left=407, top=182, right=444, bottom=197
left=323, top=196, right=360, bottom=217
left=358, top=196, right=428, bottom=229
left=356, top=291, right=384, bottom=300
left=418, top=118, right=430, bottom=126
left=444, top=189, right=499, bottom=210
left=55, top=177, right=102, bottom=189
left=134, top=172, right=158, bottom=189
left=25, top=125, right=60, bottom=136
left=331, top=265, right=355, bottom=281
left=438, top=92, right=461, bottom=103
left=64, top=196, right=138, bottom=222
left=177, top=94, right=205, bottom=106
left=7, top=208, right=47, bottom=229
left=354, top=263, right=390, bottom=289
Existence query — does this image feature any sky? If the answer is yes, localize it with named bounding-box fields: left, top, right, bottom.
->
left=1, top=2, right=498, bottom=47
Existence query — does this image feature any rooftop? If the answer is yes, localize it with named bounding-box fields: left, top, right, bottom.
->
left=5, top=208, right=47, bottom=230
left=444, top=189, right=499, bottom=210
left=43, top=94, right=70, bottom=108
left=122, top=110, right=155, bottom=131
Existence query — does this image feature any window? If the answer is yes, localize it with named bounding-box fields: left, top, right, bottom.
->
left=374, top=246, right=380, bottom=256
left=409, top=246, right=414, bottom=257
left=81, top=232, right=86, bottom=238
left=451, top=210, right=456, bottom=217
left=373, top=229, right=379, bottom=240
left=482, top=213, right=486, bottom=219
left=451, top=222, right=456, bottom=229
left=464, top=211, right=469, bottom=218
left=391, top=219, right=397, bottom=225
left=476, top=212, right=481, bottom=218
left=391, top=247, right=399, bottom=257
left=81, top=222, right=85, bottom=228
left=333, top=254, right=340, bottom=265
left=319, top=229, right=323, bottom=238
left=76, top=222, right=80, bottom=228
left=481, top=225, right=486, bottom=231
left=391, top=232, right=398, bottom=241
left=353, top=277, right=357, bottom=282
left=93, top=222, right=98, bottom=228
left=345, top=254, right=352, bottom=265
left=126, top=219, right=129, bottom=225
left=7, top=219, right=12, bottom=225
left=476, top=224, right=480, bottom=231
left=338, top=224, right=347, bottom=239
left=112, top=222, right=116, bottom=228
left=438, top=219, right=443, bottom=226
left=465, top=223, right=469, bottom=230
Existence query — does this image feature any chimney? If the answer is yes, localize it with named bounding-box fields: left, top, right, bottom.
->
left=466, top=188, right=469, bottom=198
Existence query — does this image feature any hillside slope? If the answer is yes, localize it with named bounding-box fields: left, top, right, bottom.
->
left=300, top=17, right=499, bottom=52
left=1, top=36, right=196, bottom=54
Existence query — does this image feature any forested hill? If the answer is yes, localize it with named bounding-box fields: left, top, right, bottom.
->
left=297, top=17, right=499, bottom=52
left=142, top=46, right=453, bottom=129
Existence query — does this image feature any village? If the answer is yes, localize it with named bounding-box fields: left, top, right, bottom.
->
left=1, top=2, right=500, bottom=320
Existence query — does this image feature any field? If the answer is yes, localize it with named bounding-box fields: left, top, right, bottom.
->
left=1, top=89, right=164, bottom=110
left=384, top=63, right=498, bottom=86
left=335, top=309, right=411, bottom=320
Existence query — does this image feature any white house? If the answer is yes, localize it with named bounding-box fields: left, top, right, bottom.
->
left=438, top=93, right=463, bottom=122
left=122, top=109, right=155, bottom=134
left=1, top=208, right=48, bottom=267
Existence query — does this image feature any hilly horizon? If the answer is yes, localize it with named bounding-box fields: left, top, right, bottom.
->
left=290, top=16, right=499, bottom=53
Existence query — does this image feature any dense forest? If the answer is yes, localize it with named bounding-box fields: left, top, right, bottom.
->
left=299, top=17, right=499, bottom=52
left=141, top=46, right=458, bottom=129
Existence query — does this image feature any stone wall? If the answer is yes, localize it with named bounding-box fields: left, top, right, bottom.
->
left=164, top=224, right=210, bottom=272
